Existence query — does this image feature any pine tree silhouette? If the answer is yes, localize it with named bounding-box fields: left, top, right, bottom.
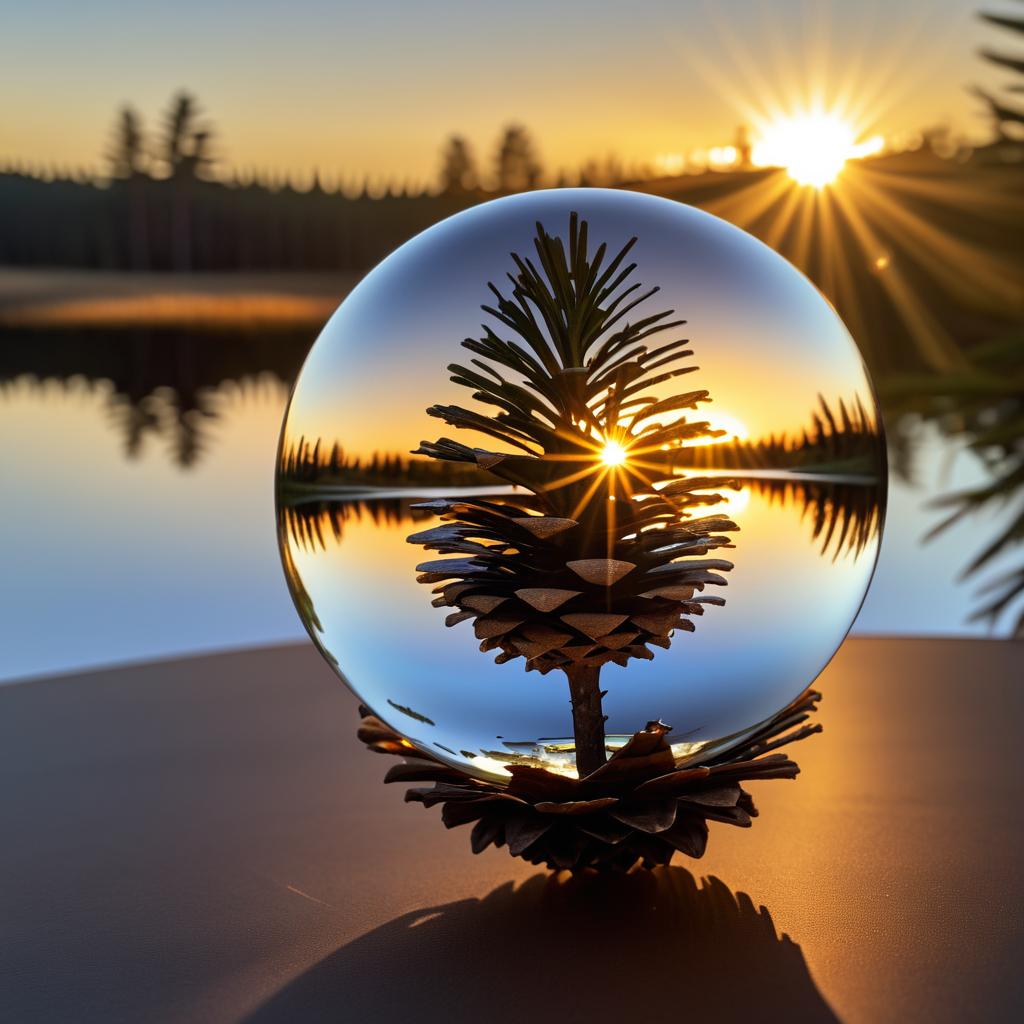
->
left=495, top=125, right=542, bottom=192
left=439, top=135, right=477, bottom=193
left=106, top=107, right=146, bottom=179
left=975, top=6, right=1024, bottom=136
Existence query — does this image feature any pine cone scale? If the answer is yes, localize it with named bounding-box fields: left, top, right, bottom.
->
left=364, top=689, right=822, bottom=873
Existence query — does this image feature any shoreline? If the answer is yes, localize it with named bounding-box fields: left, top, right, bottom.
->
left=0, top=267, right=358, bottom=329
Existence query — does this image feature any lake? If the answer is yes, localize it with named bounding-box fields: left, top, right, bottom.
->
left=0, top=326, right=1017, bottom=684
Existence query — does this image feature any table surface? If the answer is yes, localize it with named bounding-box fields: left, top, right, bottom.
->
left=1, top=636, right=1022, bottom=1023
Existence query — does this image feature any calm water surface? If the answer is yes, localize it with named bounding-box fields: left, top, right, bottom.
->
left=0, top=329, right=1016, bottom=684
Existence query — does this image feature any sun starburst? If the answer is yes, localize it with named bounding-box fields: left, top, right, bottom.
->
left=600, top=439, right=628, bottom=466
left=752, top=110, right=883, bottom=187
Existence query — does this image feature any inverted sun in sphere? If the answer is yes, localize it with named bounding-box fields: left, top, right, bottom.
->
left=600, top=440, right=628, bottom=466
left=752, top=112, right=880, bottom=188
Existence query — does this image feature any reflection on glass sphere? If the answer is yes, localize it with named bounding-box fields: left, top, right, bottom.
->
left=277, top=189, right=885, bottom=782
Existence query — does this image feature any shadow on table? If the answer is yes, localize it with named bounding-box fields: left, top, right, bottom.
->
left=245, top=866, right=837, bottom=1023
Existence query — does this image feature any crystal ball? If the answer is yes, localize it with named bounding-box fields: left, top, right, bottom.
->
left=277, top=189, right=885, bottom=782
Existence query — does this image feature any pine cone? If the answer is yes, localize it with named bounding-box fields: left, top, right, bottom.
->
left=358, top=690, right=822, bottom=873
left=409, top=491, right=737, bottom=676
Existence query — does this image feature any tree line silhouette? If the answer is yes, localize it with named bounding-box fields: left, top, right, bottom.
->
left=679, top=395, right=883, bottom=474
left=4, top=86, right=1020, bottom=386
left=0, top=161, right=474, bottom=272
left=0, top=90, right=649, bottom=272
left=280, top=436, right=390, bottom=483
left=278, top=435, right=491, bottom=488
left=277, top=392, right=883, bottom=492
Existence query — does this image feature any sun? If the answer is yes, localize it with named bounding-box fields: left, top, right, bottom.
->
left=600, top=439, right=628, bottom=466
left=752, top=110, right=882, bottom=188
left=686, top=411, right=749, bottom=447
left=700, top=484, right=751, bottom=518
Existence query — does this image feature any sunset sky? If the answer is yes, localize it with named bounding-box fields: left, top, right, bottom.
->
left=0, top=0, right=1008, bottom=183
left=283, top=189, right=878, bottom=459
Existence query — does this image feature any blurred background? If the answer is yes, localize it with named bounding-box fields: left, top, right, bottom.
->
left=1, top=0, right=1021, bottom=682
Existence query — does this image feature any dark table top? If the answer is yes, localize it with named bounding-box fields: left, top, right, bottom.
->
left=2, top=636, right=1022, bottom=1023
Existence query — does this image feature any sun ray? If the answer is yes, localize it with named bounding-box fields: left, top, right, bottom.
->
left=789, top=187, right=818, bottom=270
left=568, top=467, right=612, bottom=523
left=842, top=168, right=1020, bottom=306
left=740, top=174, right=803, bottom=240
left=828, top=0, right=879, bottom=122
left=859, top=164, right=1019, bottom=215
left=842, top=3, right=961, bottom=132
left=814, top=188, right=873, bottom=348
left=540, top=461, right=606, bottom=493
left=703, top=169, right=791, bottom=226
left=828, top=182, right=967, bottom=371
left=758, top=178, right=807, bottom=251
left=800, top=0, right=832, bottom=115
left=815, top=189, right=841, bottom=301
left=689, top=0, right=788, bottom=126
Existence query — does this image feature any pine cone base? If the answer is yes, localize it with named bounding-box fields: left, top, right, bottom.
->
left=358, top=690, right=822, bottom=873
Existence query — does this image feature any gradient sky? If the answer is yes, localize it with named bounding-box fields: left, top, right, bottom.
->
left=283, top=190, right=877, bottom=460
left=0, top=0, right=1009, bottom=183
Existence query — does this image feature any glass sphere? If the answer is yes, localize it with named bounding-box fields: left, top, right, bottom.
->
left=277, top=189, right=885, bottom=782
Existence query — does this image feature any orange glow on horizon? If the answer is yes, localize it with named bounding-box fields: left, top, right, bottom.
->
left=686, top=411, right=750, bottom=447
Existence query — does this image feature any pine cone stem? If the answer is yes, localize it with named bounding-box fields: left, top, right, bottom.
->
left=566, top=663, right=607, bottom=776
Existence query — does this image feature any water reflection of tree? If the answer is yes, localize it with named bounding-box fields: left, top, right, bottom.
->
left=277, top=518, right=324, bottom=637
left=278, top=477, right=881, bottom=564
left=276, top=498, right=437, bottom=675
left=747, top=477, right=883, bottom=562
left=887, top=331, right=1023, bottom=634
left=279, top=498, right=433, bottom=553
left=0, top=325, right=309, bottom=468
left=103, top=383, right=223, bottom=468
left=881, top=11, right=1024, bottom=636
